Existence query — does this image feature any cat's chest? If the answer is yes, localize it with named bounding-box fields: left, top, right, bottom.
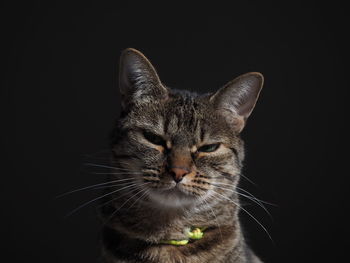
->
left=104, top=225, right=241, bottom=263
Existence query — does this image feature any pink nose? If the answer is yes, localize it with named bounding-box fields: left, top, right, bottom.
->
left=169, top=166, right=189, bottom=183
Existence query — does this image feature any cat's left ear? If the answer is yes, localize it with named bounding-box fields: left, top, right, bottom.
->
left=210, top=72, right=264, bottom=132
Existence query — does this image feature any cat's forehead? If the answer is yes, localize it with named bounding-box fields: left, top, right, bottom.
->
left=127, top=91, right=236, bottom=142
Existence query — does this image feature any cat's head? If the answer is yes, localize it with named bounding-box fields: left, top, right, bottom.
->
left=110, top=48, right=263, bottom=209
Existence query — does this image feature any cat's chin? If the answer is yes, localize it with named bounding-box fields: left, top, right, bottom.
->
left=148, top=185, right=198, bottom=208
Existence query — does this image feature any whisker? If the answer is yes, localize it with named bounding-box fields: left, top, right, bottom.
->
left=57, top=178, right=136, bottom=198
left=211, top=190, right=273, bottom=241
left=211, top=172, right=258, bottom=186
left=63, top=183, right=141, bottom=218
left=84, top=163, right=134, bottom=171
left=91, top=172, right=143, bottom=175
left=236, top=186, right=277, bottom=206
left=236, top=193, right=273, bottom=219
left=212, top=184, right=273, bottom=219
left=91, top=182, right=136, bottom=190
left=239, top=174, right=258, bottom=186
left=213, top=182, right=271, bottom=205
left=125, top=189, right=150, bottom=211
left=212, top=182, right=271, bottom=206
left=104, top=185, right=150, bottom=224
left=97, top=183, right=149, bottom=208
left=202, top=198, right=223, bottom=242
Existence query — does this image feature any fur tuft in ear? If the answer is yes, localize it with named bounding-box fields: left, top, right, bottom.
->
left=210, top=72, right=264, bottom=132
left=119, top=48, right=168, bottom=108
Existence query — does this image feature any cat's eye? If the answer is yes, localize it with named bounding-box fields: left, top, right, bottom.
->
left=197, top=143, right=220, bottom=153
left=143, top=131, right=165, bottom=146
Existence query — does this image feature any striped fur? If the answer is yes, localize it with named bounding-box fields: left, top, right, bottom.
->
left=100, top=49, right=264, bottom=263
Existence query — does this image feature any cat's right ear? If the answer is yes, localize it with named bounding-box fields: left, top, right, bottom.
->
left=119, top=48, right=168, bottom=109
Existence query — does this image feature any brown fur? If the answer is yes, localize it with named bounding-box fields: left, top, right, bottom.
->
left=99, top=48, right=264, bottom=263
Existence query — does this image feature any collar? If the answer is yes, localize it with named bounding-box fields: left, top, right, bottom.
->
left=160, top=227, right=206, bottom=246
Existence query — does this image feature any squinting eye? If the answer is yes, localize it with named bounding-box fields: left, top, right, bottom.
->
left=197, top=143, right=220, bottom=153
left=143, top=131, right=165, bottom=146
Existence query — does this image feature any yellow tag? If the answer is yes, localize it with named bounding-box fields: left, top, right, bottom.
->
left=188, top=227, right=204, bottom=240
left=160, top=227, right=206, bottom=246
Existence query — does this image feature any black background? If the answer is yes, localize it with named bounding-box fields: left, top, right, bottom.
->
left=2, top=1, right=349, bottom=262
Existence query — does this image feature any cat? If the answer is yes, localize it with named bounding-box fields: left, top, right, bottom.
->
left=99, top=48, right=264, bottom=263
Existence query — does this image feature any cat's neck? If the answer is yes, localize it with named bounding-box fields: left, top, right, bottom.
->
left=99, top=196, right=249, bottom=262
left=102, top=194, right=240, bottom=243
left=100, top=194, right=249, bottom=263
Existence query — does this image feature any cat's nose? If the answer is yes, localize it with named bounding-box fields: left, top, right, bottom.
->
left=169, top=166, right=190, bottom=183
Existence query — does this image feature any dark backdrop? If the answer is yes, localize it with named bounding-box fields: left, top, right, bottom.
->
left=2, top=1, right=349, bottom=263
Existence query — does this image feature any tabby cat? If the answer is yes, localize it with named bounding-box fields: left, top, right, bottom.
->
left=99, top=48, right=264, bottom=263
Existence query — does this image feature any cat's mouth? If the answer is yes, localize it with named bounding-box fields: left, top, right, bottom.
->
left=151, top=181, right=188, bottom=196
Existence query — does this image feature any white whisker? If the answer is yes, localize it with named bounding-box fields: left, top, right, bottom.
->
left=91, top=182, right=136, bottom=190
left=64, top=183, right=142, bottom=218
left=97, top=183, right=149, bottom=208
left=212, top=190, right=273, bottom=241
left=202, top=198, right=223, bottom=242
left=213, top=182, right=274, bottom=205
left=91, top=172, right=143, bottom=175
left=84, top=163, right=134, bottom=171
left=126, top=189, right=150, bottom=211
left=239, top=174, right=258, bottom=186
left=212, top=184, right=273, bottom=219
left=236, top=186, right=277, bottom=206
left=57, top=177, right=136, bottom=198
left=104, top=185, right=150, bottom=224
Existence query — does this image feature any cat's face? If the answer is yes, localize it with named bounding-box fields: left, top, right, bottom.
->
left=112, top=93, right=243, bottom=208
left=110, top=49, right=263, bottom=209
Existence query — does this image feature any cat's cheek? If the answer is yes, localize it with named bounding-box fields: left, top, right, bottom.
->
left=180, top=175, right=191, bottom=184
